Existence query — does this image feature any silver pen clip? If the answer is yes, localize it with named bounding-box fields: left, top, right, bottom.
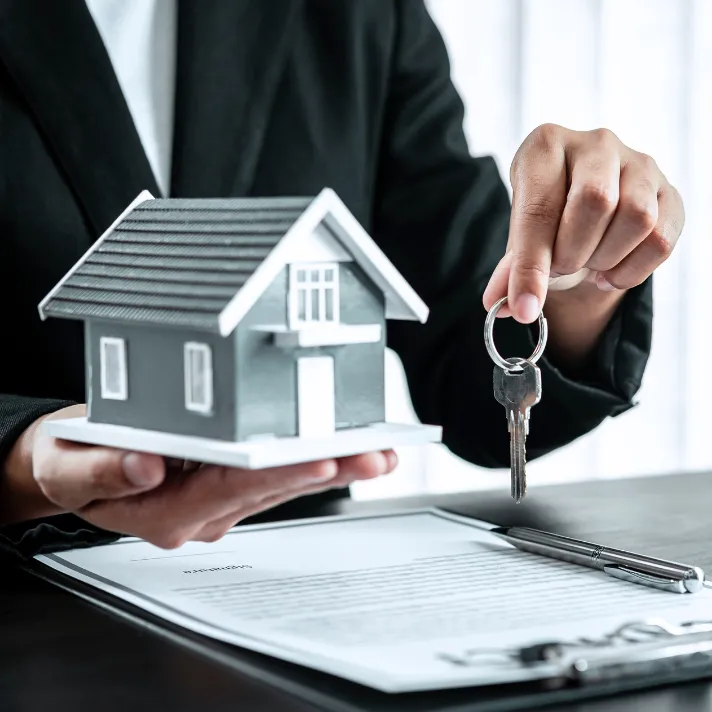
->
left=603, top=564, right=688, bottom=594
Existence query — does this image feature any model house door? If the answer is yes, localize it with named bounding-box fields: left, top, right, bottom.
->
left=297, top=356, right=335, bottom=437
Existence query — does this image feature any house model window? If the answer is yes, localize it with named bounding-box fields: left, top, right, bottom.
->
left=99, top=337, right=127, bottom=400
left=290, top=263, right=339, bottom=328
left=184, top=342, right=213, bottom=414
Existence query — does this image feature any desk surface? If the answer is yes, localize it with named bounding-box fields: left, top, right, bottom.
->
left=3, top=470, right=712, bottom=712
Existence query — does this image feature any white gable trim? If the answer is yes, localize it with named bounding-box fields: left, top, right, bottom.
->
left=217, top=190, right=336, bottom=337
left=321, top=193, right=429, bottom=322
left=280, top=221, right=352, bottom=264
left=37, top=190, right=155, bottom=320
left=217, top=188, right=429, bottom=336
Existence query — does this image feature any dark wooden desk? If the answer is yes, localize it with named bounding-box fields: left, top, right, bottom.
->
left=3, top=471, right=712, bottom=712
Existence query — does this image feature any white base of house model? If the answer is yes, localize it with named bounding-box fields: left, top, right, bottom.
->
left=41, top=418, right=443, bottom=470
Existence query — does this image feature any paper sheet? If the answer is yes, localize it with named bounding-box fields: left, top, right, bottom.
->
left=35, top=509, right=712, bottom=692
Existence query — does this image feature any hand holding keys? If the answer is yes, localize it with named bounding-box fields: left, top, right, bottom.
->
left=485, top=297, right=548, bottom=503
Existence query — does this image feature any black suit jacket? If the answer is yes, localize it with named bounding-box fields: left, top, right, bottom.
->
left=0, top=0, right=652, bottom=557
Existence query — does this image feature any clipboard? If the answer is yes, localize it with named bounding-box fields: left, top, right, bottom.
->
left=19, top=559, right=712, bottom=712
left=18, top=500, right=712, bottom=712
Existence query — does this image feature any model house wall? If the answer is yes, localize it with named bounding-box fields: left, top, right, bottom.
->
left=235, top=260, right=385, bottom=440
left=85, top=320, right=237, bottom=440
left=85, top=258, right=386, bottom=442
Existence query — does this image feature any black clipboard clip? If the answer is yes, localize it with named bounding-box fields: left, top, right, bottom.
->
left=436, top=618, right=712, bottom=687
left=558, top=629, right=712, bottom=686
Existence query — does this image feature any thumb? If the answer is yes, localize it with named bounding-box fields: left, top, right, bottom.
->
left=34, top=440, right=166, bottom=511
left=508, top=245, right=552, bottom=324
left=486, top=251, right=586, bottom=320
left=483, top=251, right=514, bottom=318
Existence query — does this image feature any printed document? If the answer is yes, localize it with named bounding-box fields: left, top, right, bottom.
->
left=35, top=509, right=712, bottom=692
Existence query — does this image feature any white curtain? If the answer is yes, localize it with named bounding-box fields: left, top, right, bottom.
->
left=352, top=0, right=712, bottom=501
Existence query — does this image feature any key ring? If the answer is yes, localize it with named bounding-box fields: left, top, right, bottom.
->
left=485, top=296, right=548, bottom=371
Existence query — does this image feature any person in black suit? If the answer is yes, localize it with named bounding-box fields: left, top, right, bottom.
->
left=0, top=0, right=683, bottom=556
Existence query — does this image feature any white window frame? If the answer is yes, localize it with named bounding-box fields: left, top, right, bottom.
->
left=184, top=342, right=213, bottom=415
left=288, top=263, right=340, bottom=328
left=99, top=337, right=128, bottom=400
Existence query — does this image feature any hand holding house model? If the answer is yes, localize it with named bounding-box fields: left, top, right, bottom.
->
left=37, top=188, right=442, bottom=469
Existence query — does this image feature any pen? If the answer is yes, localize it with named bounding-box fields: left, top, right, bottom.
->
left=490, top=526, right=709, bottom=594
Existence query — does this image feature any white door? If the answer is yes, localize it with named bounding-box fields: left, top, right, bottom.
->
left=297, top=356, right=335, bottom=437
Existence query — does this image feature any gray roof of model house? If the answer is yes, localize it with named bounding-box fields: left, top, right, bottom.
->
left=38, top=189, right=429, bottom=335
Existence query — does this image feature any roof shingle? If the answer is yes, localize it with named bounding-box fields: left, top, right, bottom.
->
left=40, top=196, right=313, bottom=331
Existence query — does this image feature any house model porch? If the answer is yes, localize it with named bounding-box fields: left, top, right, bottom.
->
left=37, top=188, right=442, bottom=469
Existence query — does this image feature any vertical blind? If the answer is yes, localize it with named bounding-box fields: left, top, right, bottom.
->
left=352, top=0, right=712, bottom=500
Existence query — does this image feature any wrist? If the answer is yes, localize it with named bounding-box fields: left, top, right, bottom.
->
left=0, top=407, right=81, bottom=525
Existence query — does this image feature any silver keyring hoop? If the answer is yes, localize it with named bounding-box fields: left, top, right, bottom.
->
left=484, top=296, right=548, bottom=371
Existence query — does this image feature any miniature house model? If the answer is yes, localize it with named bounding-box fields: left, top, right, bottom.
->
left=38, top=189, right=442, bottom=468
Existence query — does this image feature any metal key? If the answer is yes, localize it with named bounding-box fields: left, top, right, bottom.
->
left=485, top=295, right=548, bottom=501
left=493, top=358, right=542, bottom=503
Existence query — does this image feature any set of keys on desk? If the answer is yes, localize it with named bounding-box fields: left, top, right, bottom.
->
left=485, top=296, right=548, bottom=503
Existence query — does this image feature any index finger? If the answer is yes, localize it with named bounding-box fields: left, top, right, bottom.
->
left=508, top=128, right=568, bottom=322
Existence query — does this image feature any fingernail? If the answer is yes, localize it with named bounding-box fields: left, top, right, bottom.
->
left=372, top=451, right=388, bottom=474
left=359, top=452, right=389, bottom=480
left=123, top=453, right=162, bottom=487
left=347, top=452, right=389, bottom=480
left=306, top=460, right=339, bottom=483
left=596, top=275, right=617, bottom=291
left=384, top=450, right=399, bottom=472
left=515, top=293, right=540, bottom=322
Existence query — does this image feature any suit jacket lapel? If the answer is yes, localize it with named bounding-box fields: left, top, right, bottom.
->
left=0, top=0, right=160, bottom=237
left=0, top=0, right=298, bottom=229
left=171, top=0, right=300, bottom=198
